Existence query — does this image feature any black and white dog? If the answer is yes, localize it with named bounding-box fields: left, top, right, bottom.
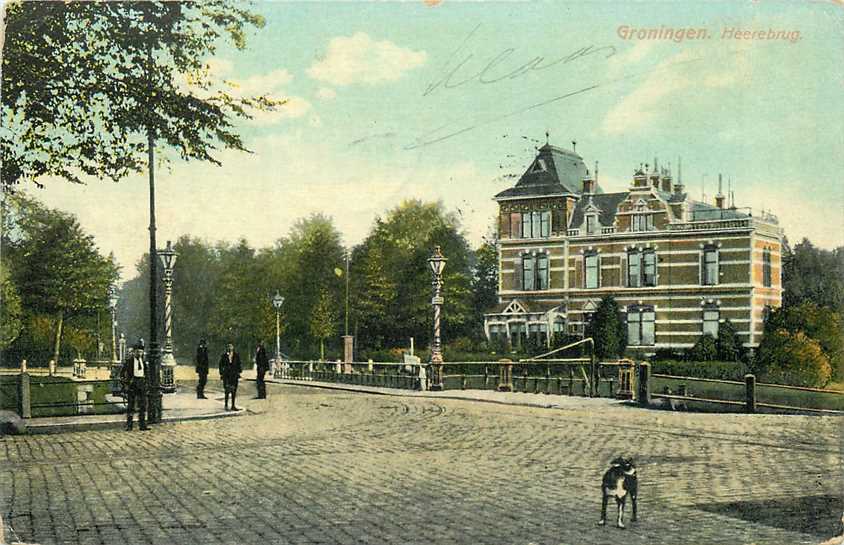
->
left=598, top=457, right=638, bottom=529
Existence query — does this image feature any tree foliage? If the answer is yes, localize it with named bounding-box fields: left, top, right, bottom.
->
left=715, top=319, right=743, bottom=362
left=0, top=264, right=23, bottom=350
left=310, top=289, right=337, bottom=361
left=782, top=238, right=844, bottom=314
left=587, top=296, right=626, bottom=359
left=688, top=333, right=718, bottom=362
left=2, top=0, right=281, bottom=188
left=755, top=329, right=832, bottom=388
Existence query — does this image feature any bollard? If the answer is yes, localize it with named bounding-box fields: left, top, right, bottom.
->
left=17, top=372, right=31, bottom=419
left=20, top=359, right=27, bottom=374
left=745, top=374, right=756, bottom=414
left=497, top=359, right=513, bottom=392
left=637, top=362, right=651, bottom=407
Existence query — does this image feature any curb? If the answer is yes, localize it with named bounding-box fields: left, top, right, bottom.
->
left=25, top=407, right=244, bottom=435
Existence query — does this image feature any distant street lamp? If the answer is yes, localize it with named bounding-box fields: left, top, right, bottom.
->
left=108, top=285, right=119, bottom=364
left=272, top=291, right=285, bottom=372
left=158, top=240, right=178, bottom=393
left=428, top=246, right=447, bottom=391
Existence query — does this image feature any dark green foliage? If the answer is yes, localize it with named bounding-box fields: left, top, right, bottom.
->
left=587, top=296, right=626, bottom=359
left=0, top=264, right=23, bottom=349
left=715, top=320, right=743, bottom=362
left=471, top=237, right=498, bottom=332
left=754, top=329, right=832, bottom=388
left=782, top=239, right=844, bottom=315
left=651, top=360, right=748, bottom=381
left=688, top=334, right=718, bottom=362
left=2, top=1, right=278, bottom=188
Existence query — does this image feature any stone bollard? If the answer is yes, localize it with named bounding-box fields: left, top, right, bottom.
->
left=18, top=372, right=31, bottom=419
left=637, top=362, right=651, bottom=407
left=49, top=359, right=56, bottom=376
left=745, top=374, right=756, bottom=414
left=497, top=359, right=513, bottom=392
left=20, top=359, right=27, bottom=374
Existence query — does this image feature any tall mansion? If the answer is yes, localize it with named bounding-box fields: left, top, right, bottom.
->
left=484, top=143, right=783, bottom=352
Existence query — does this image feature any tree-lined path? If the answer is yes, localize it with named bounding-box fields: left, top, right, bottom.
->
left=1, top=383, right=840, bottom=545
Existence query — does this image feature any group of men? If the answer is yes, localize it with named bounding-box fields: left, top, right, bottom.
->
left=122, top=338, right=272, bottom=432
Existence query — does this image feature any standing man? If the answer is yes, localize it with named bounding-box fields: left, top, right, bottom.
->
left=195, top=339, right=209, bottom=399
left=219, top=343, right=242, bottom=411
left=255, top=340, right=269, bottom=399
left=122, top=340, right=150, bottom=431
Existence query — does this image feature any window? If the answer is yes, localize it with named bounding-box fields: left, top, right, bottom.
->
left=510, top=322, right=526, bottom=348
left=762, top=305, right=773, bottom=324
left=627, top=250, right=657, bottom=287
left=631, top=214, right=653, bottom=232
left=586, top=214, right=598, bottom=235
left=763, top=248, right=772, bottom=287
left=521, top=253, right=549, bottom=291
left=702, top=246, right=719, bottom=285
left=529, top=323, right=548, bottom=345
left=627, top=251, right=641, bottom=287
left=488, top=324, right=505, bottom=343
left=627, top=306, right=655, bottom=346
left=522, top=256, right=535, bottom=291
left=513, top=211, right=552, bottom=239
left=703, top=307, right=719, bottom=337
left=553, top=319, right=566, bottom=334
left=585, top=253, right=599, bottom=289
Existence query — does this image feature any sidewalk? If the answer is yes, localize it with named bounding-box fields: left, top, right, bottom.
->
left=252, top=372, right=626, bottom=411
left=25, top=386, right=243, bottom=434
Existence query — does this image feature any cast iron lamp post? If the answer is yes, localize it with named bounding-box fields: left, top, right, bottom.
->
left=108, top=285, right=119, bottom=364
left=272, top=291, right=285, bottom=371
left=158, top=240, right=178, bottom=393
left=428, top=246, right=447, bottom=391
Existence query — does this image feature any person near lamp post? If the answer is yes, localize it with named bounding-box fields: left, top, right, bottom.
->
left=121, top=339, right=150, bottom=431
left=195, top=338, right=209, bottom=399
left=219, top=343, right=242, bottom=411
left=255, top=340, right=269, bottom=399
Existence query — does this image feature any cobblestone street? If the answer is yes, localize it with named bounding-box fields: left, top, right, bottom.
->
left=1, top=382, right=841, bottom=545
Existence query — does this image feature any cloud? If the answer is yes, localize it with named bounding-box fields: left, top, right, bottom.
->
left=307, top=32, right=427, bottom=86
left=316, top=87, right=337, bottom=100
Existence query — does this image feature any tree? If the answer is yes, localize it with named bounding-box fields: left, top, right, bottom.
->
left=471, top=236, right=499, bottom=336
left=782, top=238, right=844, bottom=314
left=588, top=296, right=626, bottom=359
left=762, top=303, right=844, bottom=382
left=2, top=1, right=281, bottom=188
left=0, top=264, right=23, bottom=350
left=688, top=334, right=718, bottom=362
left=715, top=320, right=742, bottom=362
left=6, top=196, right=119, bottom=363
left=755, top=329, right=832, bottom=388
left=310, top=289, right=337, bottom=361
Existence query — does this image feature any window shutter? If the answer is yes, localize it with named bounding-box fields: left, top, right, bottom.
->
left=552, top=207, right=565, bottom=235
left=699, top=251, right=705, bottom=285
left=514, top=256, right=523, bottom=290
left=499, top=212, right=510, bottom=239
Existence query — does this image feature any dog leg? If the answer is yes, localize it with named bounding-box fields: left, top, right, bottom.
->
left=631, top=494, right=638, bottom=522
left=617, top=498, right=626, bottom=529
left=599, top=492, right=608, bottom=525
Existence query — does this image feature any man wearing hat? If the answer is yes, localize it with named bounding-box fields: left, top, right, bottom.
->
left=219, top=343, right=242, bottom=411
left=195, top=339, right=209, bottom=399
left=121, top=339, right=150, bottom=431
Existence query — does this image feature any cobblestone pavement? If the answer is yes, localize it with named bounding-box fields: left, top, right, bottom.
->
left=1, top=382, right=841, bottom=545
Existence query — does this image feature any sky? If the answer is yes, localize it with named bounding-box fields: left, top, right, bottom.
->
left=19, top=0, right=844, bottom=280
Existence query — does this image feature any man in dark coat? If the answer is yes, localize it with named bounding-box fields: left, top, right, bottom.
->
left=255, top=341, right=269, bottom=399
left=195, top=339, right=209, bottom=399
left=121, top=340, right=150, bottom=431
left=219, top=343, right=242, bottom=411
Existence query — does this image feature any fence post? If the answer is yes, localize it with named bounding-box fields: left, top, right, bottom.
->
left=745, top=374, right=756, bottom=414
left=17, top=372, right=31, bottom=419
left=497, top=359, right=512, bottom=392
left=637, top=362, right=651, bottom=407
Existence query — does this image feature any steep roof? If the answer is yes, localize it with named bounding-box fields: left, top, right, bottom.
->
left=495, top=144, right=592, bottom=200
left=569, top=192, right=628, bottom=228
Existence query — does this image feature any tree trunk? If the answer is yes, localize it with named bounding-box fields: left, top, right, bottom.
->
left=320, top=339, right=325, bottom=362
left=52, top=311, right=64, bottom=370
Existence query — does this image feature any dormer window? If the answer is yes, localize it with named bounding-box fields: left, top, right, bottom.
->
left=631, top=213, right=653, bottom=232
left=531, top=159, right=547, bottom=173
left=512, top=210, right=551, bottom=239
left=586, top=214, right=599, bottom=235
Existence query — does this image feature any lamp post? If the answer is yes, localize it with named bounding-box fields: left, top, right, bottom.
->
left=108, top=286, right=119, bottom=364
left=272, top=291, right=285, bottom=368
left=428, top=246, right=447, bottom=391
left=158, top=240, right=178, bottom=393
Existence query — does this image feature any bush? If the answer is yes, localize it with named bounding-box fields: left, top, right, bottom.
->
left=651, top=359, right=748, bottom=381
left=716, top=320, right=744, bottom=362
left=687, top=334, right=718, bottom=362
left=754, top=329, right=833, bottom=388
left=588, top=296, right=626, bottom=359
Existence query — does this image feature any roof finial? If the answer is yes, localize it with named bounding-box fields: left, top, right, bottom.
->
left=653, top=156, right=658, bottom=173
left=571, top=140, right=576, bottom=153
left=595, top=160, right=599, bottom=183
left=546, top=130, right=550, bottom=145
left=678, top=156, right=682, bottom=184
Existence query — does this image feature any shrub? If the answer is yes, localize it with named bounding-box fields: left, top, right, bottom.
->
left=716, top=320, right=743, bottom=362
left=755, top=329, right=833, bottom=388
left=588, top=296, right=626, bottom=359
left=651, top=359, right=748, bottom=381
left=687, top=334, right=718, bottom=362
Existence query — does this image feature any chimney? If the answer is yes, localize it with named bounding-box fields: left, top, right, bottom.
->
left=715, top=173, right=726, bottom=209
left=661, top=162, right=672, bottom=192
left=673, top=156, right=685, bottom=194
left=632, top=163, right=648, bottom=188
left=582, top=169, right=595, bottom=194
left=650, top=156, right=661, bottom=188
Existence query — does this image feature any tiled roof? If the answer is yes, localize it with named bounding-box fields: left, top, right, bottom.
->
left=569, top=192, right=628, bottom=228
left=495, top=144, right=592, bottom=199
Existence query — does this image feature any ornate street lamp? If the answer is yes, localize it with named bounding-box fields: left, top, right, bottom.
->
left=272, top=291, right=285, bottom=374
left=108, top=285, right=119, bottom=364
left=428, top=246, right=447, bottom=391
left=158, top=240, right=178, bottom=393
